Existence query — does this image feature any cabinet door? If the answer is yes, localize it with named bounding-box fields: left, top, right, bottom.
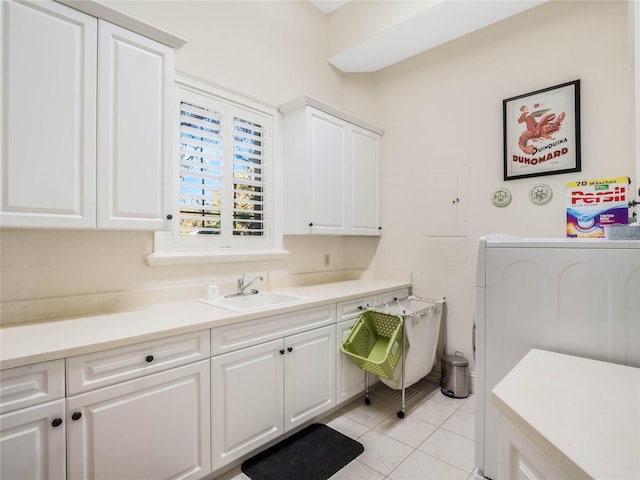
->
left=0, top=399, right=66, bottom=480
left=499, top=416, right=568, bottom=480
left=349, top=125, right=381, bottom=235
left=337, top=320, right=365, bottom=405
left=307, top=107, right=347, bottom=233
left=97, top=21, right=174, bottom=230
left=211, top=339, right=284, bottom=471
left=67, top=361, right=210, bottom=480
left=284, top=324, right=336, bottom=431
left=0, top=0, right=97, bottom=228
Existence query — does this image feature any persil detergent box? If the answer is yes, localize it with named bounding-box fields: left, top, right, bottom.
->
left=566, top=176, right=629, bottom=238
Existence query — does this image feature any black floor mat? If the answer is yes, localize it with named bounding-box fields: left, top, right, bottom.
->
left=241, top=423, right=364, bottom=480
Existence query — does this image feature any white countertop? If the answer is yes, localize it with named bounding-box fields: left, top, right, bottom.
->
left=0, top=280, right=409, bottom=370
left=492, top=349, right=640, bottom=480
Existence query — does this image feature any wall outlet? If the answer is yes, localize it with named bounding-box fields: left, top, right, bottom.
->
left=324, top=253, right=330, bottom=267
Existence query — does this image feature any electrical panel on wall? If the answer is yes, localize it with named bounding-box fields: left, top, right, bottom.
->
left=424, top=154, right=469, bottom=237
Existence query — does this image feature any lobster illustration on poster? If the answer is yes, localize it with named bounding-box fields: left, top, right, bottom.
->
left=503, top=80, right=581, bottom=181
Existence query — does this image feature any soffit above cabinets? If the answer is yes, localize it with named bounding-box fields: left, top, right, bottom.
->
left=308, top=0, right=349, bottom=14
left=57, top=0, right=187, bottom=49
left=312, top=0, right=549, bottom=73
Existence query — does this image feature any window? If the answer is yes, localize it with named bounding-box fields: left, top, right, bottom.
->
left=148, top=72, right=286, bottom=265
left=178, top=100, right=266, bottom=240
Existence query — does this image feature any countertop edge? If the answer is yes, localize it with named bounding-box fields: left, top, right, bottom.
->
left=491, top=349, right=640, bottom=480
left=0, top=280, right=410, bottom=370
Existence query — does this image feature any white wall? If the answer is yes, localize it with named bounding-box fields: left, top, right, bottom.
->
left=0, top=0, right=357, bottom=306
left=1, top=1, right=636, bottom=369
left=101, top=0, right=344, bottom=107
left=347, top=0, right=636, bottom=368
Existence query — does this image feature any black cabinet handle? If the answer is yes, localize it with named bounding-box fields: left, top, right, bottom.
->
left=145, top=355, right=154, bottom=363
left=378, top=226, right=382, bottom=230
left=279, top=349, right=285, bottom=355
left=358, top=306, right=363, bottom=310
left=287, top=347, right=293, bottom=353
left=308, top=222, right=313, bottom=227
left=166, top=214, right=173, bottom=220
left=71, top=412, right=82, bottom=421
left=51, top=418, right=63, bottom=428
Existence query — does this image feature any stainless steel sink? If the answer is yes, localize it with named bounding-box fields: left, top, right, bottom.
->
left=200, top=292, right=307, bottom=312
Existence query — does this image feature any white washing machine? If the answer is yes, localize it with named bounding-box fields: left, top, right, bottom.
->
left=474, top=235, right=640, bottom=479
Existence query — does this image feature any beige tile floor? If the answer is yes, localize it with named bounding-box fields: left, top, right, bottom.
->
left=218, top=377, right=476, bottom=480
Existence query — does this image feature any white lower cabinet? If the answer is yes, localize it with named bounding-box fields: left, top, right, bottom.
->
left=211, top=339, right=283, bottom=470
left=499, top=416, right=567, bottom=480
left=336, top=318, right=365, bottom=404
left=211, top=324, right=336, bottom=471
left=0, top=399, right=66, bottom=480
left=0, top=359, right=66, bottom=480
left=0, top=288, right=412, bottom=479
left=67, top=360, right=210, bottom=480
left=283, top=325, right=336, bottom=430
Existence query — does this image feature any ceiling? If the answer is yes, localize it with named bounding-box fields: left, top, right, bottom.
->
left=308, top=0, right=348, bottom=14
left=308, top=0, right=548, bottom=73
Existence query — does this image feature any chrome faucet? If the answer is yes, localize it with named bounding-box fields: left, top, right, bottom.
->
left=236, top=274, right=263, bottom=295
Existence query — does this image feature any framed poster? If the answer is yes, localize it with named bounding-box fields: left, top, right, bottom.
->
left=503, top=80, right=580, bottom=181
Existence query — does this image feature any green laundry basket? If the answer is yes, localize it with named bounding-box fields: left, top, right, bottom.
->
left=341, top=310, right=405, bottom=380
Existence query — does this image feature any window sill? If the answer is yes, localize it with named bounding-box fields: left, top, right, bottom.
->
left=146, top=248, right=290, bottom=266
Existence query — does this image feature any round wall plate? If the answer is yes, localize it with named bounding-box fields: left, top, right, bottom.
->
left=529, top=183, right=552, bottom=205
left=491, top=187, right=512, bottom=207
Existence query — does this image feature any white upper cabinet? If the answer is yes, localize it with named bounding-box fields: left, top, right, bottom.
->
left=0, top=0, right=177, bottom=230
left=0, top=0, right=97, bottom=228
left=307, top=109, right=347, bottom=232
left=281, top=97, right=383, bottom=236
left=97, top=21, right=174, bottom=229
left=349, top=125, right=381, bottom=234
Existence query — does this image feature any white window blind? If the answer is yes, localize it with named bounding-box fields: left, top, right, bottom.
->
left=232, top=115, right=265, bottom=236
left=171, top=84, right=272, bottom=250
left=179, top=101, right=223, bottom=235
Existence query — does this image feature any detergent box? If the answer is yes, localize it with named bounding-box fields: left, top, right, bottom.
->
left=566, top=176, right=630, bottom=238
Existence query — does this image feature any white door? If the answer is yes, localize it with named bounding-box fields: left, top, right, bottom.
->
left=0, top=399, right=66, bottom=480
left=0, top=0, right=97, bottom=228
left=67, top=361, right=210, bottom=480
left=97, top=21, right=174, bottom=230
left=211, top=339, right=284, bottom=470
left=284, top=325, right=336, bottom=431
left=337, top=319, right=366, bottom=405
left=307, top=107, right=347, bottom=233
left=349, top=126, right=380, bottom=235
